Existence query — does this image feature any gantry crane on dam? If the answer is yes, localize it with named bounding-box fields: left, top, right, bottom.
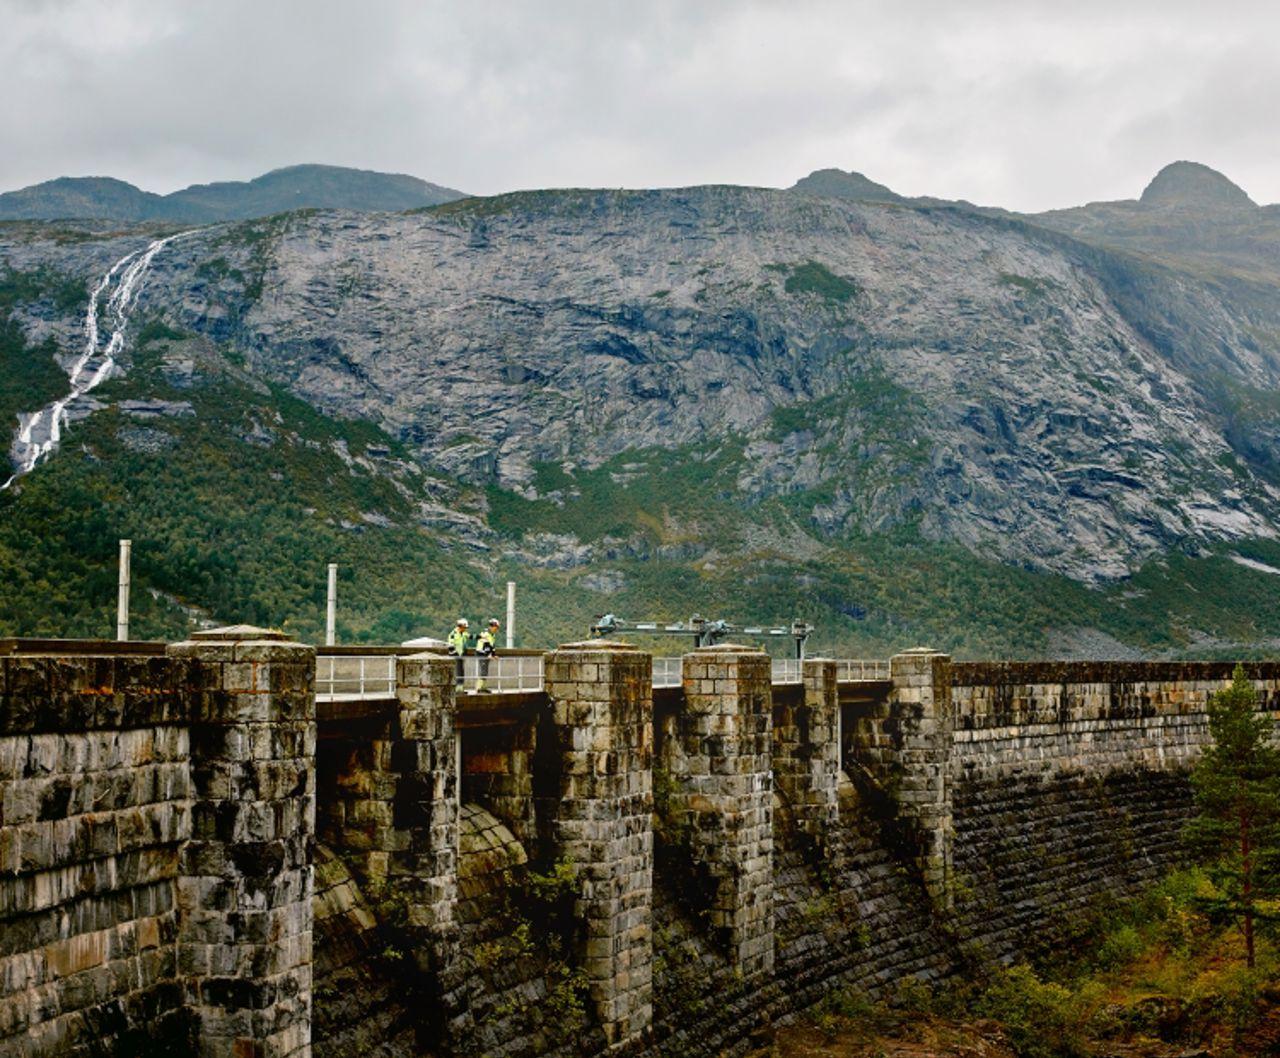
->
left=589, top=613, right=814, bottom=658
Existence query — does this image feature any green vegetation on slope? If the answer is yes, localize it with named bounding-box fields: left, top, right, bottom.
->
left=0, top=325, right=495, bottom=642
left=782, top=260, right=861, bottom=302
left=6, top=319, right=1280, bottom=657
left=4, top=276, right=1280, bottom=654
left=0, top=269, right=83, bottom=437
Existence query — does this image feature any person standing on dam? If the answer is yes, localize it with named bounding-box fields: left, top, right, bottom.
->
left=475, top=618, right=500, bottom=692
left=447, top=618, right=470, bottom=689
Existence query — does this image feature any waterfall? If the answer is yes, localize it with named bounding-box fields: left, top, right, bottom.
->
left=1, top=231, right=191, bottom=491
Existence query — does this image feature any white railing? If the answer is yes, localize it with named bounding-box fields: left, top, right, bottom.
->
left=316, top=655, right=396, bottom=702
left=653, top=657, right=683, bottom=688
left=315, top=652, right=889, bottom=702
left=654, top=656, right=885, bottom=688
left=457, top=653, right=545, bottom=694
left=835, top=659, right=891, bottom=681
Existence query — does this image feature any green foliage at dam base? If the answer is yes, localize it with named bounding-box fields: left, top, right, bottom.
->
left=787, top=868, right=1280, bottom=1058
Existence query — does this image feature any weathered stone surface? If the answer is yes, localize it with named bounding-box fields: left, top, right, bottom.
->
left=7, top=642, right=1278, bottom=1058
left=773, top=658, right=841, bottom=840
left=172, top=633, right=315, bottom=1058
left=664, top=645, right=775, bottom=977
left=0, top=654, right=195, bottom=1057
left=311, top=843, right=417, bottom=1058
left=545, top=640, right=653, bottom=1050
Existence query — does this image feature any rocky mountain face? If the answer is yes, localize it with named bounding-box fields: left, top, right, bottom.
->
left=4, top=163, right=1280, bottom=652
left=0, top=164, right=466, bottom=222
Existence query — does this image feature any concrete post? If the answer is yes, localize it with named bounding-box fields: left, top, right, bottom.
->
left=325, top=564, right=338, bottom=647
left=888, top=649, right=954, bottom=911
left=667, top=644, right=774, bottom=976
left=773, top=658, right=841, bottom=839
left=167, top=625, right=316, bottom=1058
left=116, top=538, right=131, bottom=642
left=544, top=641, right=653, bottom=1050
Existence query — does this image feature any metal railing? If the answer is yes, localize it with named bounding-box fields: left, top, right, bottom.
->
left=457, top=653, right=545, bottom=694
left=653, top=657, right=683, bottom=688
left=835, top=659, right=891, bottom=681
left=654, top=657, right=884, bottom=687
left=314, top=651, right=889, bottom=702
left=316, top=654, right=396, bottom=702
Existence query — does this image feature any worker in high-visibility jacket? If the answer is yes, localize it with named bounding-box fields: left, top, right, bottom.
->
left=475, top=618, right=499, bottom=692
left=447, top=618, right=470, bottom=689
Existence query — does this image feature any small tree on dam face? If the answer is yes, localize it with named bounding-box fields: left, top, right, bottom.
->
left=1185, top=664, right=1280, bottom=968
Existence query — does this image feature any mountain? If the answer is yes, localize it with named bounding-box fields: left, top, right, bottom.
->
left=163, top=164, right=467, bottom=220
left=790, top=169, right=903, bottom=204
left=1139, top=160, right=1256, bottom=210
left=4, top=165, right=1280, bottom=657
left=1031, top=161, right=1280, bottom=282
left=0, top=164, right=466, bottom=223
left=0, top=176, right=183, bottom=223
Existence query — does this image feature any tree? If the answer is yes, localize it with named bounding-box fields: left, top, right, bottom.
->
left=1185, top=664, right=1280, bottom=967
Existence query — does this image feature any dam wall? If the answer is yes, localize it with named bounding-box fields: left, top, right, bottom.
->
left=4, top=631, right=1277, bottom=1058
left=0, top=629, right=314, bottom=1058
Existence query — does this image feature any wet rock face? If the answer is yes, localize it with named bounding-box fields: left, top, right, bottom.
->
left=7, top=185, right=1280, bottom=581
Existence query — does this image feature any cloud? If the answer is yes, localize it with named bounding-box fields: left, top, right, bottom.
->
left=1, top=0, right=1277, bottom=210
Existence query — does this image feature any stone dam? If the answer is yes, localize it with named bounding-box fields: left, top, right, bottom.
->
left=2, top=627, right=1278, bottom=1058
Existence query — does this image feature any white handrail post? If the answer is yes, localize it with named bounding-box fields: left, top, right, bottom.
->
left=325, top=563, right=338, bottom=646
left=116, top=539, right=131, bottom=642
left=506, top=580, right=516, bottom=648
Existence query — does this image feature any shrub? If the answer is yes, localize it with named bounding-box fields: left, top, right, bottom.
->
left=974, top=965, right=1089, bottom=1058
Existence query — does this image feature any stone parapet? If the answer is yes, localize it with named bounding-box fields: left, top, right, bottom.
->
left=666, top=644, right=774, bottom=977
left=544, top=641, right=653, bottom=1050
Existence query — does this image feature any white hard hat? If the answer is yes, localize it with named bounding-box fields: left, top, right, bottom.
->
left=457, top=618, right=469, bottom=626
left=488, top=618, right=500, bottom=626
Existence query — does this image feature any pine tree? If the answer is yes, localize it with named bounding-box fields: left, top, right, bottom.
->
left=1185, top=664, right=1280, bottom=967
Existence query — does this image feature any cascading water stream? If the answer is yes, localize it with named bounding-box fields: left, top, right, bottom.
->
left=1, top=231, right=192, bottom=491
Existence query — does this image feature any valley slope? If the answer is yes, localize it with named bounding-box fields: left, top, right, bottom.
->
left=4, top=167, right=1280, bottom=656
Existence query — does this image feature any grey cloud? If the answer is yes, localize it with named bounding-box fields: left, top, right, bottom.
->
left=1, top=0, right=1277, bottom=210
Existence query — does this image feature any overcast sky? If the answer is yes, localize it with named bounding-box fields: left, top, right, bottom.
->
left=3, top=0, right=1278, bottom=212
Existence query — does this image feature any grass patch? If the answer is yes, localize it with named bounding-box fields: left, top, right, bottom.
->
left=783, top=260, right=860, bottom=302
left=998, top=272, right=1051, bottom=297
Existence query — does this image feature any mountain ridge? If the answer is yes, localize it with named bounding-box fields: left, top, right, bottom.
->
left=0, top=163, right=467, bottom=223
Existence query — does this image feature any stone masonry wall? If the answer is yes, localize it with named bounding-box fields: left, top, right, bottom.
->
left=771, top=660, right=840, bottom=844
left=1, top=627, right=317, bottom=1058
left=0, top=654, right=194, bottom=1057
left=948, top=660, right=1280, bottom=960
left=461, top=720, right=537, bottom=855
left=10, top=642, right=1280, bottom=1058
